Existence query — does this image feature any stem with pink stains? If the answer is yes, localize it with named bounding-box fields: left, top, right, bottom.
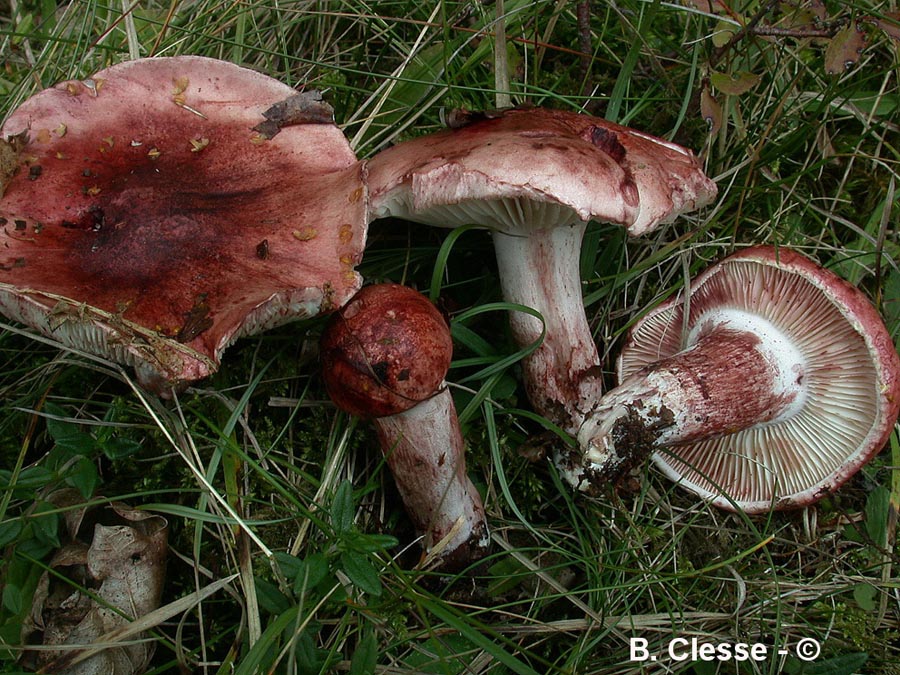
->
left=492, top=224, right=604, bottom=434
left=565, top=320, right=807, bottom=490
left=373, top=388, right=489, bottom=567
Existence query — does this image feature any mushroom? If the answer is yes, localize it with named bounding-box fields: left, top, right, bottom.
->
left=367, top=106, right=717, bottom=436
left=571, top=246, right=900, bottom=512
left=319, top=283, right=489, bottom=567
left=0, top=56, right=367, bottom=394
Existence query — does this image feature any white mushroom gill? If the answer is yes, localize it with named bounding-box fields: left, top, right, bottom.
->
left=382, top=192, right=583, bottom=234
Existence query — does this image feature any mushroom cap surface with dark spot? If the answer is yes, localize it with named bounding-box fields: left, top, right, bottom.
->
left=618, top=245, right=900, bottom=511
left=0, top=56, right=367, bottom=392
left=368, top=106, right=717, bottom=235
left=320, top=283, right=453, bottom=419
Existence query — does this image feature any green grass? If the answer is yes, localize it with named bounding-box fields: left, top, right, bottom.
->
left=1, top=1, right=900, bottom=673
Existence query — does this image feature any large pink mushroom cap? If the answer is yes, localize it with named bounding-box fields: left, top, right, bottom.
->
left=0, top=56, right=367, bottom=393
left=368, top=107, right=717, bottom=237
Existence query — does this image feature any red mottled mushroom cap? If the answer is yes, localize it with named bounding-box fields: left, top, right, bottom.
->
left=618, top=245, right=900, bottom=511
left=368, top=106, right=717, bottom=236
left=0, top=56, right=367, bottom=393
left=320, top=283, right=453, bottom=419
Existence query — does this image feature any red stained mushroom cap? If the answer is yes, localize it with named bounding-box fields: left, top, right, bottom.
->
left=368, top=106, right=717, bottom=236
left=0, top=56, right=367, bottom=393
left=618, top=245, right=900, bottom=511
left=320, top=283, right=453, bottom=419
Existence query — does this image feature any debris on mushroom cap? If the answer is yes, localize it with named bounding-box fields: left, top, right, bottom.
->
left=368, top=106, right=718, bottom=236
left=0, top=56, right=367, bottom=394
left=608, top=245, right=900, bottom=512
left=320, top=283, right=453, bottom=419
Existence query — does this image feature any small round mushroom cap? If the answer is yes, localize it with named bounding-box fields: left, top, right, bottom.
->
left=320, top=283, right=453, bottom=418
left=618, top=245, right=900, bottom=511
left=0, top=56, right=366, bottom=393
left=368, top=106, right=717, bottom=236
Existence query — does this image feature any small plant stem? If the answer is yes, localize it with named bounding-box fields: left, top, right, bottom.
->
left=494, top=0, right=511, bottom=108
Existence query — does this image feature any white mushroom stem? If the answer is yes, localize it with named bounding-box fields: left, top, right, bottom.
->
left=567, top=311, right=808, bottom=489
left=373, top=387, right=489, bottom=566
left=493, top=223, right=603, bottom=433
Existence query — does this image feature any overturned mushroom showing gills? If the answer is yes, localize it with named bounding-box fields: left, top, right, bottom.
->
left=367, top=107, right=716, bottom=434
left=0, top=56, right=366, bottom=394
left=320, top=283, right=489, bottom=567
left=573, top=246, right=900, bottom=512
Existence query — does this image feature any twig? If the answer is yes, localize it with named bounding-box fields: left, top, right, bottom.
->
left=577, top=1, right=593, bottom=99
left=709, top=0, right=780, bottom=69
left=750, top=25, right=834, bottom=38
left=494, top=0, right=511, bottom=108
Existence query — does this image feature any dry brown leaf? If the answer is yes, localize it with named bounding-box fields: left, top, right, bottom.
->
left=251, top=90, right=334, bottom=139
left=49, top=487, right=92, bottom=538
left=21, top=491, right=168, bottom=675
left=824, top=24, right=869, bottom=74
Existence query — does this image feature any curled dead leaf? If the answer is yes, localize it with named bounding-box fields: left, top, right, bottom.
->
left=443, top=107, right=509, bottom=129
left=700, top=85, right=723, bottom=136
left=824, top=24, right=869, bottom=74
left=21, top=490, right=168, bottom=675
